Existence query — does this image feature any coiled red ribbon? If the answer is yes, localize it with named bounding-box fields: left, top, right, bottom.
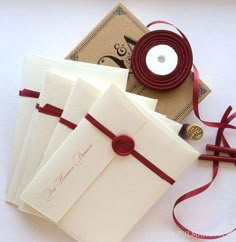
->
left=131, top=21, right=236, bottom=239
left=131, top=21, right=193, bottom=90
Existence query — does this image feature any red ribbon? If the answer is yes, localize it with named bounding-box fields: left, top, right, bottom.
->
left=85, top=113, right=175, bottom=185
left=59, top=117, right=77, bottom=130
left=131, top=20, right=236, bottom=239
left=19, top=89, right=40, bottom=98
left=206, top=144, right=236, bottom=155
left=131, top=21, right=193, bottom=90
left=36, top=104, right=63, bottom=117
left=172, top=67, right=236, bottom=239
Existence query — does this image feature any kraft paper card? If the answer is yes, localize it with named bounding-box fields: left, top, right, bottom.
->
left=66, top=3, right=211, bottom=122
left=21, top=85, right=199, bottom=242
left=7, top=55, right=128, bottom=205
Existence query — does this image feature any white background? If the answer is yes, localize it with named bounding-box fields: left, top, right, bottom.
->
left=1, top=0, right=236, bottom=241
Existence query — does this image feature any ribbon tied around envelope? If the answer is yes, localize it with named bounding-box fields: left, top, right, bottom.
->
left=85, top=113, right=175, bottom=185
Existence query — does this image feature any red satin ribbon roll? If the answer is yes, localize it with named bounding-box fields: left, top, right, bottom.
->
left=131, top=21, right=193, bottom=90
left=19, top=89, right=40, bottom=98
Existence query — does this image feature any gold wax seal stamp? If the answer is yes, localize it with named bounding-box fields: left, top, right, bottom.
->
left=186, top=124, right=203, bottom=140
left=179, top=123, right=203, bottom=140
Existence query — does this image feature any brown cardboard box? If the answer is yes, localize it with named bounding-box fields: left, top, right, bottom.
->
left=66, top=3, right=210, bottom=122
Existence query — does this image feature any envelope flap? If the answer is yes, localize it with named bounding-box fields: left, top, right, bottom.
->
left=89, top=84, right=148, bottom=136
left=22, top=55, right=128, bottom=93
left=61, top=80, right=102, bottom=124
left=38, top=71, right=75, bottom=108
left=22, top=55, right=57, bottom=91
left=62, top=80, right=158, bottom=125
left=125, top=93, right=158, bottom=111
left=134, top=120, right=199, bottom=181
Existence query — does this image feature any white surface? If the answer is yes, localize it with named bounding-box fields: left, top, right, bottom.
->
left=0, top=0, right=236, bottom=241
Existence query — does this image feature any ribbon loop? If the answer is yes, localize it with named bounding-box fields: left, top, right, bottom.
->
left=172, top=31, right=236, bottom=240
left=147, top=20, right=189, bottom=42
left=173, top=103, right=236, bottom=239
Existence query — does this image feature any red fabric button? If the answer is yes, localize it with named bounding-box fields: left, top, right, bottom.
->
left=112, top=135, right=135, bottom=156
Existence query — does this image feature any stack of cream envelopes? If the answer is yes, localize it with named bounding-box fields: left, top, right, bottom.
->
left=7, top=54, right=129, bottom=205
left=7, top=55, right=198, bottom=242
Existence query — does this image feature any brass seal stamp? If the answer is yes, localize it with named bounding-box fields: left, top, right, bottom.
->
left=186, top=124, right=203, bottom=140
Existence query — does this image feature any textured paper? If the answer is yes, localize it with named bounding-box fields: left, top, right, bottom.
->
left=21, top=85, right=199, bottom=242
left=6, top=55, right=128, bottom=205
left=66, top=3, right=211, bottom=122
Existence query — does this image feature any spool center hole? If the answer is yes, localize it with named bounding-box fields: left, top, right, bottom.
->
left=158, top=55, right=165, bottom=63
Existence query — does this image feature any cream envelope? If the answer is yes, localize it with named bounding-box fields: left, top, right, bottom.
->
left=39, top=80, right=180, bottom=172
left=18, top=79, right=158, bottom=214
left=147, top=109, right=182, bottom=134
left=19, top=79, right=183, bottom=217
left=6, top=55, right=128, bottom=205
left=39, top=80, right=159, bottom=171
left=21, top=85, right=199, bottom=242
